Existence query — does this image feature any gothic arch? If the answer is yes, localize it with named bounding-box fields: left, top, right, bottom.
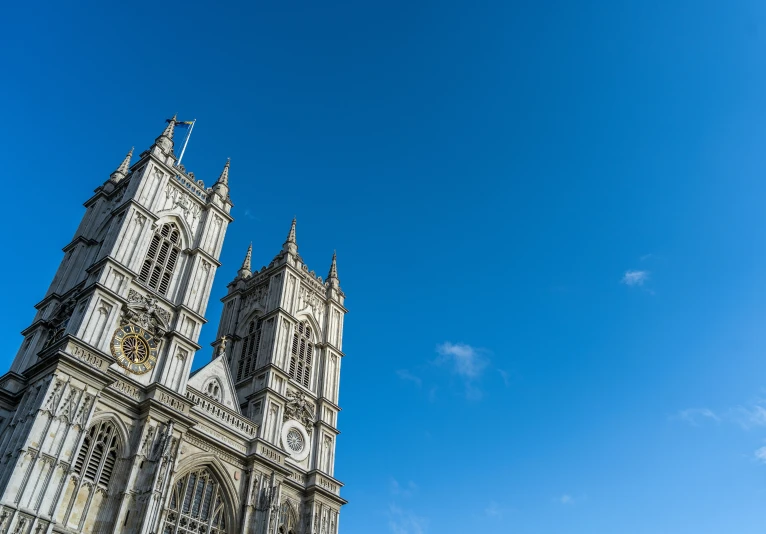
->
left=86, top=413, right=130, bottom=455
left=168, top=454, right=240, bottom=522
left=294, top=309, right=322, bottom=339
left=153, top=212, right=192, bottom=249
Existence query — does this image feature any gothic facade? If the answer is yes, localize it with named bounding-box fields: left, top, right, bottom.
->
left=0, top=118, right=347, bottom=534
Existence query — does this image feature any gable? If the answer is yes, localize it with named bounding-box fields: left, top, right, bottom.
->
left=187, top=356, right=241, bottom=413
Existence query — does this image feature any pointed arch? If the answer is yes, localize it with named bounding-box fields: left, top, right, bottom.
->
left=137, top=218, right=186, bottom=297
left=164, top=454, right=239, bottom=533
left=294, top=309, right=322, bottom=339
left=153, top=212, right=193, bottom=249
left=278, top=500, right=299, bottom=534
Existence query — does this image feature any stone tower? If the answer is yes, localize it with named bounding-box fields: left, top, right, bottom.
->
left=0, top=117, right=346, bottom=534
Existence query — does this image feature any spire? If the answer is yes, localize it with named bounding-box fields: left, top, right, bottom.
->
left=238, top=242, right=252, bottom=278
left=327, top=250, right=338, bottom=280
left=109, top=147, right=133, bottom=182
left=216, top=158, right=230, bottom=185
left=212, top=158, right=230, bottom=201
left=154, top=114, right=176, bottom=153
left=282, top=218, right=298, bottom=255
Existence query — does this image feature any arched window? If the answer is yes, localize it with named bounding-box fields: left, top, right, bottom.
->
left=162, top=467, right=227, bottom=534
left=289, top=321, right=313, bottom=388
left=138, top=222, right=182, bottom=296
left=278, top=501, right=298, bottom=534
left=73, top=420, right=119, bottom=489
left=236, top=319, right=262, bottom=381
left=204, top=379, right=222, bottom=402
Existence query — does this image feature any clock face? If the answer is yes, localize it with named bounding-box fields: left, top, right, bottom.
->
left=111, top=325, right=159, bottom=374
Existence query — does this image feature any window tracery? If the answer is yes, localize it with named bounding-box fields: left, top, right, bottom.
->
left=289, top=321, right=313, bottom=388
left=236, top=319, right=262, bottom=381
left=73, top=419, right=120, bottom=489
left=138, top=222, right=181, bottom=296
left=161, top=467, right=227, bottom=534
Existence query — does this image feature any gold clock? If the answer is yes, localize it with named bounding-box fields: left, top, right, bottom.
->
left=110, top=325, right=159, bottom=374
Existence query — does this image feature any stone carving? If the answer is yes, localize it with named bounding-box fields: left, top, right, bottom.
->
left=216, top=336, right=228, bottom=358
left=122, top=289, right=171, bottom=336
left=43, top=297, right=77, bottom=350
left=284, top=390, right=315, bottom=434
left=244, top=285, right=268, bottom=310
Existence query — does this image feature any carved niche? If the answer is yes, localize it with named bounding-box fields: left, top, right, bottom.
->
left=121, top=289, right=171, bottom=337
left=283, top=389, right=315, bottom=434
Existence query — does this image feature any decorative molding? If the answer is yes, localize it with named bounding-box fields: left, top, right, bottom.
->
left=122, top=289, right=171, bottom=337
left=284, top=389, right=315, bottom=434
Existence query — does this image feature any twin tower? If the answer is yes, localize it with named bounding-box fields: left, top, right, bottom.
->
left=0, top=118, right=347, bottom=534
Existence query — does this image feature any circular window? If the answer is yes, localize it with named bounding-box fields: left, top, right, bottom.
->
left=286, top=429, right=304, bottom=453
left=281, top=421, right=310, bottom=462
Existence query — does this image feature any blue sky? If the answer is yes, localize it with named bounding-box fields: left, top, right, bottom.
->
left=3, top=0, right=766, bottom=532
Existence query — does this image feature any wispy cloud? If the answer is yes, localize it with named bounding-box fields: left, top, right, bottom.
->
left=396, top=369, right=422, bottom=388
left=388, top=504, right=427, bottom=534
left=755, top=446, right=766, bottom=464
left=436, top=342, right=488, bottom=380
left=434, top=342, right=493, bottom=400
left=731, top=403, right=766, bottom=429
left=498, top=369, right=511, bottom=388
left=243, top=209, right=257, bottom=220
left=621, top=270, right=649, bottom=287
left=674, top=408, right=721, bottom=426
left=558, top=494, right=575, bottom=505
left=390, top=478, right=418, bottom=498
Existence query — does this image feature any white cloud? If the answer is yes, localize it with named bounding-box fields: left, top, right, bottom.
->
left=755, top=446, right=766, bottom=464
left=675, top=408, right=721, bottom=426
left=731, top=403, right=766, bottom=429
left=498, top=369, right=511, bottom=387
left=436, top=342, right=488, bottom=379
left=559, top=494, right=574, bottom=505
left=390, top=478, right=418, bottom=498
left=396, top=369, right=422, bottom=388
left=388, top=504, right=427, bottom=534
left=621, top=270, right=649, bottom=287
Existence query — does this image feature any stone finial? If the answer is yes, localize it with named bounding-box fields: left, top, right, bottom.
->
left=110, top=147, right=133, bottom=183
left=282, top=218, right=298, bottom=255
left=327, top=250, right=338, bottom=280
left=216, top=158, right=230, bottom=185
left=154, top=114, right=177, bottom=153
left=215, top=336, right=228, bottom=359
left=238, top=242, right=252, bottom=278
left=212, top=158, right=230, bottom=200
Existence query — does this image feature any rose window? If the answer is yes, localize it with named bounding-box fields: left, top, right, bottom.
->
left=286, top=429, right=304, bottom=453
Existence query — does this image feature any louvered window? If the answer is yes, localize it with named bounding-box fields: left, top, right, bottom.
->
left=289, top=321, right=313, bottom=388
left=138, top=222, right=181, bottom=296
left=236, top=319, right=262, bottom=381
left=74, top=420, right=119, bottom=490
left=162, top=467, right=227, bottom=534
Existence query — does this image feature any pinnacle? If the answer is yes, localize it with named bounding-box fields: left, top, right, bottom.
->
left=282, top=218, right=298, bottom=254
left=110, top=147, right=134, bottom=182
left=327, top=250, right=338, bottom=280
left=242, top=242, right=252, bottom=270
left=217, top=158, right=230, bottom=185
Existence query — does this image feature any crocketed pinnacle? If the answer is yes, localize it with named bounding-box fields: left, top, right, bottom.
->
left=238, top=242, right=253, bottom=278
left=327, top=250, right=338, bottom=280
left=282, top=218, right=298, bottom=254
left=110, top=147, right=133, bottom=182
left=216, top=158, right=230, bottom=185
left=154, top=114, right=177, bottom=153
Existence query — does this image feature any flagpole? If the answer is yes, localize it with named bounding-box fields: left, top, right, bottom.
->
left=176, top=119, right=195, bottom=167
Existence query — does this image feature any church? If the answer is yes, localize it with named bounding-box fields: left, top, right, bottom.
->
left=0, top=117, right=347, bottom=533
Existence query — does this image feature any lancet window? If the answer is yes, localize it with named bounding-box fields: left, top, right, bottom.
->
left=73, top=419, right=119, bottom=490
left=138, top=222, right=182, bottom=296
left=162, top=467, right=227, bottom=534
left=236, top=319, right=262, bottom=381
left=278, top=501, right=298, bottom=534
left=289, top=321, right=313, bottom=388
